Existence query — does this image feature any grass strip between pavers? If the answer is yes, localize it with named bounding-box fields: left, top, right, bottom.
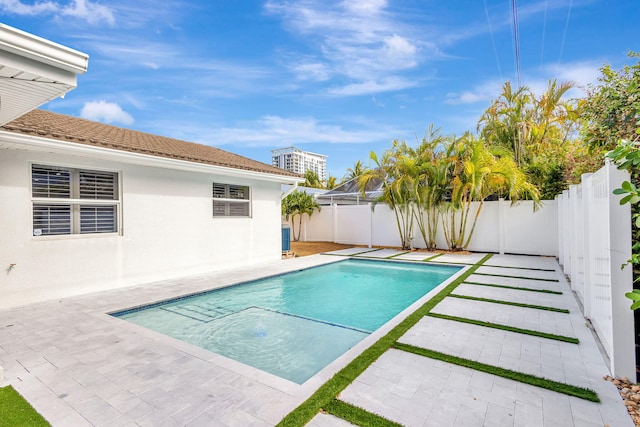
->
left=392, top=342, right=599, bottom=402
left=275, top=253, right=494, bottom=427
left=0, top=386, right=50, bottom=427
left=448, top=293, right=570, bottom=313
left=463, top=281, right=563, bottom=294
left=473, top=272, right=559, bottom=282
left=480, top=264, right=556, bottom=272
left=322, top=399, right=403, bottom=427
left=386, top=251, right=411, bottom=259
left=426, top=312, right=579, bottom=344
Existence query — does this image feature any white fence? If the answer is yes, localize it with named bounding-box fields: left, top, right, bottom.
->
left=557, top=162, right=635, bottom=379
left=288, top=199, right=559, bottom=256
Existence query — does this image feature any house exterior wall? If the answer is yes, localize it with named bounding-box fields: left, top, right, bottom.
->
left=0, top=148, right=283, bottom=309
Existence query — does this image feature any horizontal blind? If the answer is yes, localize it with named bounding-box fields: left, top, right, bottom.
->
left=33, top=204, right=71, bottom=235
left=79, top=170, right=118, bottom=200
left=32, top=165, right=71, bottom=198
left=228, top=201, right=250, bottom=217
left=212, top=183, right=250, bottom=217
left=228, top=185, right=249, bottom=200
left=80, top=205, right=117, bottom=233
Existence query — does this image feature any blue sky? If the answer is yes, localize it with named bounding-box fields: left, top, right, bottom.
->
left=2, top=0, right=637, bottom=178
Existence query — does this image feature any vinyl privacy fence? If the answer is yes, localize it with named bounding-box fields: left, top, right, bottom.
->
left=287, top=199, right=559, bottom=256
left=557, top=161, right=635, bottom=379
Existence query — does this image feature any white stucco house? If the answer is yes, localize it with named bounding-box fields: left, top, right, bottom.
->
left=0, top=25, right=302, bottom=309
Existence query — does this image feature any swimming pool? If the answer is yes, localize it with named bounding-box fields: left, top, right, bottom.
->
left=112, top=258, right=461, bottom=384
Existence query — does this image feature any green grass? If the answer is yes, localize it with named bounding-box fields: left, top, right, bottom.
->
left=0, top=386, right=50, bottom=427
left=473, top=272, right=559, bottom=282
left=448, top=294, right=570, bottom=313
left=322, top=399, right=402, bottom=427
left=275, top=254, right=494, bottom=427
left=463, top=281, right=563, bottom=294
left=479, top=264, right=556, bottom=272
left=392, top=342, right=599, bottom=402
left=426, top=312, right=579, bottom=343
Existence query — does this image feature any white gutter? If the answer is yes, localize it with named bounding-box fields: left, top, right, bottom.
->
left=0, top=23, right=88, bottom=74
left=281, top=182, right=299, bottom=200
left=0, top=131, right=303, bottom=185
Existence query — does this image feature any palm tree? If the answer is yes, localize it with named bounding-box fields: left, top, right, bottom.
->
left=344, top=160, right=369, bottom=182
left=412, top=125, right=452, bottom=249
left=304, top=170, right=324, bottom=189
left=282, top=190, right=321, bottom=241
left=325, top=175, right=338, bottom=190
left=479, top=81, right=532, bottom=166
left=359, top=143, right=416, bottom=250
left=442, top=135, right=539, bottom=250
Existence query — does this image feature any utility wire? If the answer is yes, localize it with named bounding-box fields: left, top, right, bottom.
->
left=511, top=0, right=521, bottom=87
left=559, top=0, right=573, bottom=63
left=483, top=0, right=503, bottom=81
left=540, top=0, right=547, bottom=71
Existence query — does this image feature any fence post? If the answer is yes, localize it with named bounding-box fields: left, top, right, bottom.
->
left=498, top=198, right=506, bottom=255
left=332, top=203, right=337, bottom=243
left=606, top=162, right=635, bottom=379
left=368, top=203, right=373, bottom=248
left=557, top=194, right=564, bottom=267
left=569, top=185, right=580, bottom=289
left=562, top=189, right=571, bottom=275
left=582, top=173, right=593, bottom=318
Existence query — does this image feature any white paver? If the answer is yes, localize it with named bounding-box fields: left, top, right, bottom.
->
left=391, top=251, right=439, bottom=261
left=452, top=283, right=567, bottom=310
left=353, top=249, right=409, bottom=259
left=430, top=253, right=488, bottom=264
left=484, top=254, right=558, bottom=270
left=476, top=265, right=560, bottom=281
left=322, top=247, right=379, bottom=256
left=466, top=272, right=563, bottom=291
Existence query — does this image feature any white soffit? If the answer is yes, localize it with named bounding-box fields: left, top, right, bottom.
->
left=0, top=24, right=88, bottom=125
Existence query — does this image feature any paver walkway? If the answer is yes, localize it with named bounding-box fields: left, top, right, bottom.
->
left=309, top=251, right=633, bottom=427
left=0, top=252, right=633, bottom=426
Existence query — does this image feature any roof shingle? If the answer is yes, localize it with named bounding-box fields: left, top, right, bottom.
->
left=2, top=109, right=301, bottom=178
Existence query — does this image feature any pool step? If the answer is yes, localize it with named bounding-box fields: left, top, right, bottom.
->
left=161, top=303, right=234, bottom=322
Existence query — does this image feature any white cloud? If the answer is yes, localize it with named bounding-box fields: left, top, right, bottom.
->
left=0, top=0, right=57, bottom=15
left=61, top=0, right=114, bottom=25
left=80, top=101, right=134, bottom=125
left=193, top=115, right=394, bottom=148
left=328, top=77, right=418, bottom=96
left=265, top=0, right=429, bottom=95
left=444, top=80, right=504, bottom=105
left=292, top=61, right=330, bottom=81
left=0, top=0, right=114, bottom=25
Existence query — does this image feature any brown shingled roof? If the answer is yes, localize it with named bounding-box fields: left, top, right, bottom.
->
left=1, top=109, right=301, bottom=178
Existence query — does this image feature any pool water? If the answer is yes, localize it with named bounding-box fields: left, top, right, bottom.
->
left=113, top=259, right=461, bottom=384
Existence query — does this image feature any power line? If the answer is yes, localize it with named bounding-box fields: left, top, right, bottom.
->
left=559, top=0, right=573, bottom=63
left=540, top=0, right=547, bottom=71
left=483, top=0, right=503, bottom=80
left=511, top=0, right=521, bottom=87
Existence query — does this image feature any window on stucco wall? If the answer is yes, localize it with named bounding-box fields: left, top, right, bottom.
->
left=212, top=183, right=251, bottom=217
left=31, top=164, right=120, bottom=236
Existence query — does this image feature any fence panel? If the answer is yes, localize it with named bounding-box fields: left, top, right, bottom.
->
left=503, top=200, right=558, bottom=255
left=558, top=162, right=634, bottom=379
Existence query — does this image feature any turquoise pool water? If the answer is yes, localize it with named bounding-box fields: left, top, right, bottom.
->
left=112, top=259, right=461, bottom=384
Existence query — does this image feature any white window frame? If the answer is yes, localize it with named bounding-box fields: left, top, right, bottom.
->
left=31, top=163, right=122, bottom=237
left=212, top=182, right=251, bottom=218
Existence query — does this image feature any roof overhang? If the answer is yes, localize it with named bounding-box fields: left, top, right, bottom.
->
left=0, top=130, right=304, bottom=185
left=0, top=24, right=89, bottom=125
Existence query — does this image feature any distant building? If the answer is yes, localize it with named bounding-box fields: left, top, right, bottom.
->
left=271, top=146, right=327, bottom=182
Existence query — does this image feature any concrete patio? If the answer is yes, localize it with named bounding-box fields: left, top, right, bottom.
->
left=0, top=252, right=633, bottom=426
